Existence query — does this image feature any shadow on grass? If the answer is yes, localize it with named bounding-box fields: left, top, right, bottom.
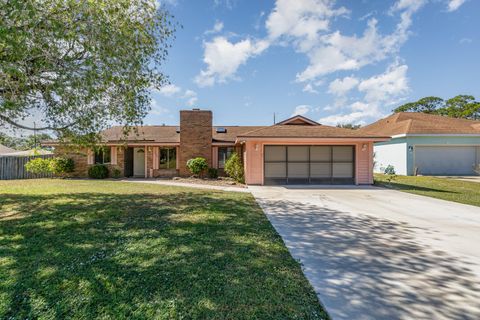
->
left=374, top=180, right=458, bottom=194
left=0, top=191, right=327, bottom=319
left=255, top=197, right=480, bottom=320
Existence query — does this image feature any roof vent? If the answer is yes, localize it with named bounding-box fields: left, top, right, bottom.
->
left=192, top=108, right=200, bottom=111
left=216, top=127, right=227, bottom=133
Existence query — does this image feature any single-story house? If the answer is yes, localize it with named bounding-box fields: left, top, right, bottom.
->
left=45, top=109, right=389, bottom=185
left=359, top=112, right=480, bottom=176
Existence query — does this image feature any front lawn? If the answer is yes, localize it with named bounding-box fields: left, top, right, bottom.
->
left=374, top=174, right=480, bottom=207
left=0, top=180, right=327, bottom=319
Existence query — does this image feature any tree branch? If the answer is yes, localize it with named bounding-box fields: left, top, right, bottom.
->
left=0, top=114, right=73, bottom=131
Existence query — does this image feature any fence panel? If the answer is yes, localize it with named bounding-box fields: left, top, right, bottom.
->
left=0, top=155, right=54, bottom=180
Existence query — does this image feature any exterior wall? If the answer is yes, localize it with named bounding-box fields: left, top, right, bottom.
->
left=212, top=146, right=218, bottom=169
left=243, top=139, right=375, bottom=185
left=54, top=146, right=125, bottom=177
left=373, top=138, right=407, bottom=175
left=147, top=145, right=179, bottom=178
left=54, top=146, right=89, bottom=177
left=179, top=110, right=213, bottom=176
left=405, top=136, right=480, bottom=175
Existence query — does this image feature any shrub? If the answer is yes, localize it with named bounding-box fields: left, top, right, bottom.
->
left=49, top=157, right=74, bottom=176
left=111, top=166, right=122, bottom=179
left=186, top=157, right=208, bottom=176
left=384, top=165, right=396, bottom=183
left=384, top=165, right=396, bottom=175
left=88, top=164, right=109, bottom=179
left=207, top=167, right=218, bottom=179
left=224, top=152, right=244, bottom=183
left=25, top=158, right=51, bottom=175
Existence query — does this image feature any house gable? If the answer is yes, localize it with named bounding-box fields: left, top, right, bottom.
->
left=276, top=115, right=320, bottom=126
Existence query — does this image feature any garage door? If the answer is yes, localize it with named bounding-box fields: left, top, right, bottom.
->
left=264, top=145, right=355, bottom=185
left=415, top=146, right=478, bottom=175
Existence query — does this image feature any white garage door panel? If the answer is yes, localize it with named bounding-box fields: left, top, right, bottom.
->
left=415, top=146, right=477, bottom=175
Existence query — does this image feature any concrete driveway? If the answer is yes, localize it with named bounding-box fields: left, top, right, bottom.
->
left=249, top=185, right=480, bottom=320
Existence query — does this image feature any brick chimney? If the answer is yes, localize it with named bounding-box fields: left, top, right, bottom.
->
left=179, top=109, right=213, bottom=176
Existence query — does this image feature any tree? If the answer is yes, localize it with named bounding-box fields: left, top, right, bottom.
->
left=0, top=132, right=51, bottom=150
left=337, top=123, right=361, bottom=130
left=393, top=96, right=444, bottom=113
left=0, top=0, right=176, bottom=144
left=393, top=95, right=480, bottom=120
left=224, top=153, right=245, bottom=183
left=440, top=95, right=480, bottom=120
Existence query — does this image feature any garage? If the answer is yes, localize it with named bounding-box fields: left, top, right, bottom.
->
left=415, top=146, right=479, bottom=175
left=264, top=145, right=355, bottom=185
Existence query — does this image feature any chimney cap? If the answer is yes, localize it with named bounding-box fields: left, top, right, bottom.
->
left=192, top=108, right=200, bottom=111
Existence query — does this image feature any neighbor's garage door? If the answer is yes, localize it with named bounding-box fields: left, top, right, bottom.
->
left=264, top=145, right=355, bottom=185
left=415, top=146, right=478, bottom=175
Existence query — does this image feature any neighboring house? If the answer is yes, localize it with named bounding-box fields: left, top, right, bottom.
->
left=44, top=109, right=388, bottom=185
left=359, top=112, right=480, bottom=176
left=0, top=144, right=17, bottom=155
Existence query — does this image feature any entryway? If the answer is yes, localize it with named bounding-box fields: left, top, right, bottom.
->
left=124, top=147, right=145, bottom=177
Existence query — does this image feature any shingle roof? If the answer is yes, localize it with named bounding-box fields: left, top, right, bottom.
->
left=358, top=112, right=480, bottom=136
left=99, top=126, right=265, bottom=143
left=237, top=124, right=389, bottom=138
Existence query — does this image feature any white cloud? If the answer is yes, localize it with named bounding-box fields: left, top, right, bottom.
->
left=447, top=0, right=466, bottom=11
left=149, top=100, right=170, bottom=116
left=205, top=21, right=224, bottom=35
left=328, top=76, right=359, bottom=96
left=195, top=37, right=269, bottom=87
left=358, top=63, right=409, bottom=102
left=292, top=105, right=311, bottom=116
left=319, top=112, right=369, bottom=126
left=157, top=84, right=181, bottom=97
left=183, top=90, right=198, bottom=106
left=459, top=37, right=472, bottom=44
left=291, top=0, right=425, bottom=82
left=266, top=0, right=349, bottom=51
left=302, top=83, right=318, bottom=94
left=195, top=0, right=424, bottom=88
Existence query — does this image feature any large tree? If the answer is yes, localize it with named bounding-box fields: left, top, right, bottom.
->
left=0, top=0, right=175, bottom=143
left=393, top=95, right=480, bottom=120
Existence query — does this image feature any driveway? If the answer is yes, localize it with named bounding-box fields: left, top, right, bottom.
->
left=249, top=185, right=480, bottom=320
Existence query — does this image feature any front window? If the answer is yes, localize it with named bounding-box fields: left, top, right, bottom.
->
left=94, top=148, right=111, bottom=164
left=159, top=147, right=176, bottom=169
left=218, top=147, right=234, bottom=169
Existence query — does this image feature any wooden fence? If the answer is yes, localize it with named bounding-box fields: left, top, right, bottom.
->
left=0, top=155, right=54, bottom=180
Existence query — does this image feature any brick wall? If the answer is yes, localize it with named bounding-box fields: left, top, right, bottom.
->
left=54, top=146, right=89, bottom=177
left=179, top=110, right=213, bottom=176
left=54, top=146, right=126, bottom=178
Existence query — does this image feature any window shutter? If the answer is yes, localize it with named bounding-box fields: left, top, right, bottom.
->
left=87, top=149, right=94, bottom=165
left=111, top=147, right=117, bottom=165
left=153, top=147, right=159, bottom=170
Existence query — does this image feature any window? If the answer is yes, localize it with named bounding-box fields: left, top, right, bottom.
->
left=94, top=148, right=111, bottom=164
left=159, top=148, right=176, bottom=169
left=218, top=147, right=234, bottom=168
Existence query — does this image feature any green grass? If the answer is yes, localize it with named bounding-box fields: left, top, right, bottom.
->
left=0, top=179, right=327, bottom=319
left=374, top=174, right=480, bottom=207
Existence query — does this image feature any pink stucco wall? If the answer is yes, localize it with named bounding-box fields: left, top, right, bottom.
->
left=243, top=139, right=375, bottom=185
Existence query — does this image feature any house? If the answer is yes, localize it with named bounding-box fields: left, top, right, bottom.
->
left=359, top=112, right=480, bottom=176
left=45, top=109, right=389, bottom=185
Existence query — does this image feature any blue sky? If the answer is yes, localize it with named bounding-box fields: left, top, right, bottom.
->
left=146, top=0, right=479, bottom=127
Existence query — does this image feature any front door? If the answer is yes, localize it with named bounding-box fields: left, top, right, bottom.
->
left=133, top=148, right=145, bottom=177
left=124, top=147, right=134, bottom=177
